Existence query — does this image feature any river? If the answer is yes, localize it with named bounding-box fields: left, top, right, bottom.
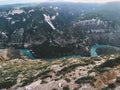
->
left=20, top=49, right=35, bottom=59
left=20, top=44, right=119, bottom=59
left=90, top=44, right=110, bottom=57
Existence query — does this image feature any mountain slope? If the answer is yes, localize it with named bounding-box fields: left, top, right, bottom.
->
left=0, top=2, right=120, bottom=58
left=0, top=55, right=120, bottom=90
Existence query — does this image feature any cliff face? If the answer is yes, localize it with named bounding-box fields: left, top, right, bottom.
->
left=0, top=3, right=120, bottom=58
left=0, top=54, right=120, bottom=90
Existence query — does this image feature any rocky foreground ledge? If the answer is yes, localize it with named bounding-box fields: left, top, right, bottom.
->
left=0, top=55, right=120, bottom=90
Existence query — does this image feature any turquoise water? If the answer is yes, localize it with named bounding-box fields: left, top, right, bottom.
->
left=90, top=44, right=110, bottom=57
left=20, top=49, right=35, bottom=59
left=20, top=44, right=118, bottom=59
left=20, top=49, right=82, bottom=60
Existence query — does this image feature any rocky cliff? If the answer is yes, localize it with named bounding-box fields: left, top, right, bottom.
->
left=0, top=2, right=120, bottom=58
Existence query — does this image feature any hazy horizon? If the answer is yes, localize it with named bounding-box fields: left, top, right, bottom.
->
left=0, top=0, right=120, bottom=5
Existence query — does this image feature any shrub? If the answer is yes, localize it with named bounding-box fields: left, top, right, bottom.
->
left=52, top=88, right=58, bottom=90
left=57, top=63, right=82, bottom=76
left=65, top=78, right=71, bottom=83
left=41, top=74, right=52, bottom=79
left=63, top=85, right=70, bottom=90
left=95, top=57, right=120, bottom=73
left=102, top=87, right=109, bottom=90
left=0, top=78, right=16, bottom=89
left=116, top=77, right=120, bottom=83
left=75, top=76, right=96, bottom=84
left=98, top=57, right=120, bottom=69
left=108, top=83, right=116, bottom=89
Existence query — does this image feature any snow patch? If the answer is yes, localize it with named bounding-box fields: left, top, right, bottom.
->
left=8, top=9, right=25, bottom=15
left=11, top=21, right=15, bottom=24
left=6, top=17, right=12, bottom=21
left=54, top=7, right=59, bottom=10
left=23, top=18, right=26, bottom=22
left=43, top=14, right=56, bottom=30
left=1, top=32, right=8, bottom=38
left=56, top=12, right=59, bottom=16
left=51, top=15, right=56, bottom=20
left=50, top=6, right=53, bottom=8
left=28, top=9, right=34, bottom=13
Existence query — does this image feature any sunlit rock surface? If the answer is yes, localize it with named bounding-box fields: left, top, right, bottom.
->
left=0, top=54, right=120, bottom=90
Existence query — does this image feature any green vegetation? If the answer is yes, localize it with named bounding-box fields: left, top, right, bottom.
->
left=57, top=60, right=94, bottom=76
left=0, top=78, right=16, bottom=89
left=108, top=83, right=116, bottom=89
left=21, top=69, right=52, bottom=86
left=100, top=57, right=120, bottom=68
left=41, top=80, right=48, bottom=84
left=41, top=74, right=52, bottom=79
left=52, top=88, right=58, bottom=90
left=102, top=83, right=116, bottom=90
left=102, top=87, right=109, bottom=90
left=94, top=67, right=111, bottom=73
left=116, top=77, right=120, bottom=83
left=82, top=2, right=120, bottom=24
left=63, top=85, right=70, bottom=90
left=95, top=56, right=120, bottom=73
left=0, top=55, right=120, bottom=89
left=0, top=60, right=52, bottom=89
left=65, top=78, right=71, bottom=83
left=57, top=63, right=82, bottom=76
left=75, top=76, right=96, bottom=84
left=64, top=78, right=71, bottom=83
